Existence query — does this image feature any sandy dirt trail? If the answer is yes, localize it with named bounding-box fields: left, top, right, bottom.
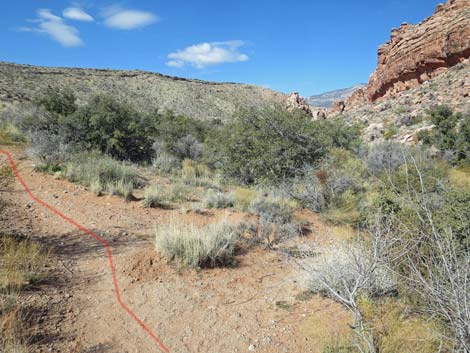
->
left=0, top=147, right=349, bottom=353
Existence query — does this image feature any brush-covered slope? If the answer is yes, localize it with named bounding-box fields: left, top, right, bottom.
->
left=0, top=61, right=287, bottom=121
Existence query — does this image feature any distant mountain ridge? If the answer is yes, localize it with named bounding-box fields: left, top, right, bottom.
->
left=306, top=84, right=366, bottom=108
left=0, top=61, right=287, bottom=121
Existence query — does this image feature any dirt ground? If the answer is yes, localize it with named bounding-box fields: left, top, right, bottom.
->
left=0, top=146, right=351, bottom=353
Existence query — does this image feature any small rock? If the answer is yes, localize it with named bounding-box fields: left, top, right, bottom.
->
left=248, top=344, right=255, bottom=351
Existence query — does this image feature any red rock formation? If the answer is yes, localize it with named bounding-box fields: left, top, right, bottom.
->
left=367, top=0, right=470, bottom=101
left=287, top=92, right=313, bottom=116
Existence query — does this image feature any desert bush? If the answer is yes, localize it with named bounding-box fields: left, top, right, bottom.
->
left=152, top=152, right=180, bottom=175
left=206, top=107, right=360, bottom=184
left=383, top=125, right=398, bottom=140
left=0, top=112, right=26, bottom=144
left=0, top=236, right=48, bottom=352
left=33, top=86, right=77, bottom=116
left=249, top=194, right=300, bottom=246
left=72, top=95, right=154, bottom=162
left=366, top=142, right=409, bottom=176
left=418, top=105, right=470, bottom=164
left=304, top=242, right=396, bottom=300
left=299, top=225, right=396, bottom=353
left=289, top=149, right=365, bottom=224
left=173, top=134, right=204, bottom=161
left=154, top=220, right=239, bottom=268
left=143, top=183, right=196, bottom=207
left=27, top=130, right=71, bottom=171
left=142, top=184, right=167, bottom=208
left=366, top=160, right=470, bottom=351
left=233, top=187, right=258, bottom=211
left=152, top=111, right=209, bottom=148
left=22, top=89, right=155, bottom=162
left=202, top=190, right=234, bottom=209
left=64, top=152, right=143, bottom=199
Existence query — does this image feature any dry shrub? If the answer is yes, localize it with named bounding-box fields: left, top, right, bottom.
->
left=0, top=237, right=50, bottom=292
left=202, top=190, right=234, bottom=209
left=155, top=220, right=239, bottom=268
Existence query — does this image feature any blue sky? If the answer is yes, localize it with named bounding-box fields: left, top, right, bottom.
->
left=2, top=0, right=442, bottom=95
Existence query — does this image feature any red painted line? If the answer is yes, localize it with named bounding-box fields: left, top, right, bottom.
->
left=0, top=150, right=170, bottom=353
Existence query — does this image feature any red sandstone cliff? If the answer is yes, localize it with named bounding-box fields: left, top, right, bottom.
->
left=332, top=0, right=470, bottom=114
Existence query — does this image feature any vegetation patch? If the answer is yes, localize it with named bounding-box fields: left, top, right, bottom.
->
left=64, top=152, right=143, bottom=199
left=155, top=220, right=239, bottom=268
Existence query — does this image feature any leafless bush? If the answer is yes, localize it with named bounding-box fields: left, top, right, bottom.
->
left=375, top=153, right=470, bottom=352
left=173, top=134, right=204, bottom=161
left=27, top=130, right=71, bottom=167
left=297, top=221, right=396, bottom=353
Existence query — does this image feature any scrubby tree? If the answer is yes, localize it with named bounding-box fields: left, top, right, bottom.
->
left=206, top=107, right=360, bottom=184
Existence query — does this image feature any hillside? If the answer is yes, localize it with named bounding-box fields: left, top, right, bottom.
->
left=0, top=61, right=287, bottom=121
left=336, top=59, right=470, bottom=142
left=306, top=84, right=366, bottom=108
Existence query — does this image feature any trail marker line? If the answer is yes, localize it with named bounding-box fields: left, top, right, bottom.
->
left=0, top=150, right=170, bottom=353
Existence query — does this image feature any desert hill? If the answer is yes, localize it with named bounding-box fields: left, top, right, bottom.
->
left=0, top=61, right=287, bottom=121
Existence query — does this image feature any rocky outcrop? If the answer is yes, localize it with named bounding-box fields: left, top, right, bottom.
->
left=367, top=0, right=470, bottom=102
left=287, top=92, right=313, bottom=116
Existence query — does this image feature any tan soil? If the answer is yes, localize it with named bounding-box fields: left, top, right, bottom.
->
left=0, top=146, right=351, bottom=353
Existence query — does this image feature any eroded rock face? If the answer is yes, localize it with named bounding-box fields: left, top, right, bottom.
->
left=367, top=0, right=470, bottom=102
left=287, top=92, right=313, bottom=116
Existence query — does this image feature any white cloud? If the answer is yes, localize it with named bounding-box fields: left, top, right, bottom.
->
left=103, top=6, right=158, bottom=30
left=63, top=7, right=94, bottom=22
left=166, top=41, right=249, bottom=69
left=19, top=9, right=83, bottom=47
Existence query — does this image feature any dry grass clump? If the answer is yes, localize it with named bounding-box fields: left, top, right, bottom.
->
left=143, top=183, right=196, bottom=208
left=0, top=237, right=49, bottom=352
left=202, top=190, right=234, bottom=209
left=0, top=237, right=50, bottom=292
left=65, top=152, right=143, bottom=199
left=301, top=309, right=354, bottom=353
left=0, top=123, right=25, bottom=145
left=233, top=187, right=258, bottom=211
left=0, top=296, right=28, bottom=353
left=360, top=299, right=444, bottom=353
left=0, top=165, right=14, bottom=189
left=155, top=220, right=239, bottom=268
left=448, top=168, right=470, bottom=188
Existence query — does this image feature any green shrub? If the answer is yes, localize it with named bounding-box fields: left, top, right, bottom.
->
left=419, top=105, right=470, bottom=164
left=154, top=220, right=239, bottom=268
left=206, top=107, right=360, bottom=184
left=73, top=95, right=154, bottom=162
left=22, top=88, right=155, bottom=162
left=64, top=152, right=143, bottom=199
left=33, top=87, right=77, bottom=116
left=383, top=125, right=398, bottom=140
